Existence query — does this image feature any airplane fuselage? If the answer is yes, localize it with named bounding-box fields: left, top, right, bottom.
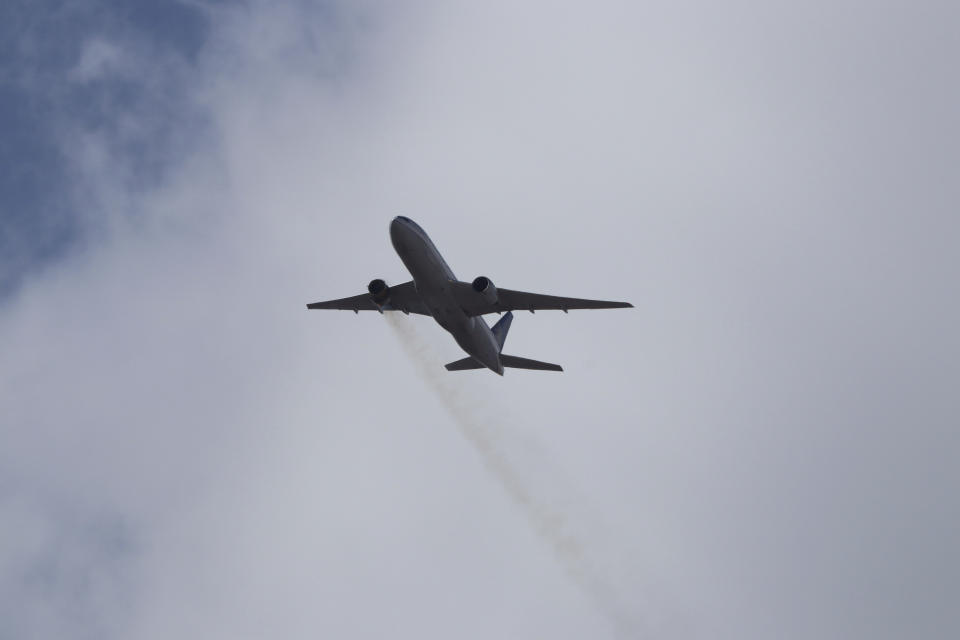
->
left=389, top=216, right=503, bottom=374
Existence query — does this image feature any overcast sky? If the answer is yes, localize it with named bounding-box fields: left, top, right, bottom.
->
left=2, top=1, right=958, bottom=638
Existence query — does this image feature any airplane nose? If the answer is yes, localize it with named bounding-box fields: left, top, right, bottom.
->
left=391, top=216, right=410, bottom=238
left=391, top=216, right=424, bottom=248
left=392, top=216, right=416, bottom=231
left=390, top=216, right=413, bottom=252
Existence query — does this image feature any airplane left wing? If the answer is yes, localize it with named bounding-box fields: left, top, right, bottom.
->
left=448, top=280, right=632, bottom=316
left=306, top=280, right=430, bottom=315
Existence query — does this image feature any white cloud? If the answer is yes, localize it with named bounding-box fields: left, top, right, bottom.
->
left=2, top=1, right=959, bottom=639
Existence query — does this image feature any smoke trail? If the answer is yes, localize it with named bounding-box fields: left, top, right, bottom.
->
left=384, top=313, right=643, bottom=638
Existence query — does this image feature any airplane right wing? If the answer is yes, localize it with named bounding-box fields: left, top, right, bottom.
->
left=448, top=280, right=633, bottom=316
left=306, top=280, right=431, bottom=315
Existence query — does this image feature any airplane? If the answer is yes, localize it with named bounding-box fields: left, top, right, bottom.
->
left=306, top=217, right=632, bottom=375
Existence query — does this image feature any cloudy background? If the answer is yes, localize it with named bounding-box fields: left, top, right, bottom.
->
left=2, top=0, right=958, bottom=638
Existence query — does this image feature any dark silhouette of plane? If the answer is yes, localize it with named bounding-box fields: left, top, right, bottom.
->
left=307, top=217, right=632, bottom=374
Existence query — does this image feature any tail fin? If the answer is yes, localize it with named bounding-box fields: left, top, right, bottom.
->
left=491, top=311, right=513, bottom=351
left=445, top=313, right=561, bottom=373
left=499, top=354, right=563, bottom=372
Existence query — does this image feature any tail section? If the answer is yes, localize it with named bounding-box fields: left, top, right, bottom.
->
left=445, top=357, right=485, bottom=371
left=444, top=313, right=562, bottom=372
left=491, top=311, right=513, bottom=351
left=492, top=312, right=562, bottom=371
left=499, top=354, right=563, bottom=372
left=444, top=353, right=563, bottom=372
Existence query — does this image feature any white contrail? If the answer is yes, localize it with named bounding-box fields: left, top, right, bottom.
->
left=385, top=313, right=644, bottom=638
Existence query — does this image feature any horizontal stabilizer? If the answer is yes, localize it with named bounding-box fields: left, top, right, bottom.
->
left=444, top=357, right=485, bottom=371
left=500, top=354, right=563, bottom=372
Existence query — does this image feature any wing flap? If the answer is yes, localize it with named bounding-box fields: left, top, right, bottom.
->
left=306, top=294, right=378, bottom=312
left=448, top=281, right=632, bottom=316
left=306, top=281, right=430, bottom=315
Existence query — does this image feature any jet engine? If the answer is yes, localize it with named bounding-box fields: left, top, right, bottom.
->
left=368, top=278, right=391, bottom=307
left=472, top=276, right=498, bottom=304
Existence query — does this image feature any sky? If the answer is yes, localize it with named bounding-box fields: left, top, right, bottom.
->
left=1, top=0, right=959, bottom=638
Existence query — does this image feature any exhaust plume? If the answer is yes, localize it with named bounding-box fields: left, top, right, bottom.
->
left=385, top=313, right=644, bottom=638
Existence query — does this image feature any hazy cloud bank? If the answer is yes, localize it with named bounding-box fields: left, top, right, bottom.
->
left=2, top=1, right=959, bottom=638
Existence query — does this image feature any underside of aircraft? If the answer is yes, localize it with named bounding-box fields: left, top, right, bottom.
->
left=307, top=217, right=632, bottom=374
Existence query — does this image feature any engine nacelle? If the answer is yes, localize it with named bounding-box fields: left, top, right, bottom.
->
left=368, top=278, right=390, bottom=307
left=472, top=276, right=498, bottom=304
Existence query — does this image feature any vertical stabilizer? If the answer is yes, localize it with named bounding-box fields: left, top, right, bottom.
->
left=491, top=311, right=514, bottom=351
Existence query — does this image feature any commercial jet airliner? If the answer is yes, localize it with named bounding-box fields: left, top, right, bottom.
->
left=306, top=217, right=632, bottom=374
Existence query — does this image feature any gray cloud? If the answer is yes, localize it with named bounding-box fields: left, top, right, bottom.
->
left=0, top=0, right=213, bottom=295
left=1, top=1, right=958, bottom=638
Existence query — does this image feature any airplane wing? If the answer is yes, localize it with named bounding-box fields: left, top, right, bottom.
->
left=448, top=280, right=633, bottom=316
left=306, top=280, right=431, bottom=315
